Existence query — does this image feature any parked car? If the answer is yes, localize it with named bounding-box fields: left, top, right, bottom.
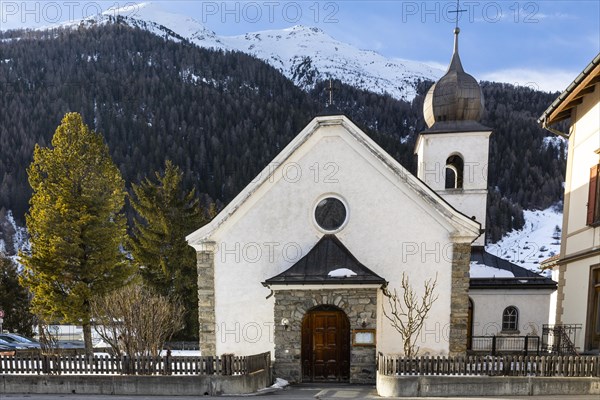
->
left=56, top=340, right=85, bottom=349
left=0, top=342, right=16, bottom=351
left=0, top=337, right=28, bottom=350
left=0, top=333, right=41, bottom=349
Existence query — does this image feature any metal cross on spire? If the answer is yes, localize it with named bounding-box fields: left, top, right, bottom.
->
left=448, top=0, right=467, bottom=29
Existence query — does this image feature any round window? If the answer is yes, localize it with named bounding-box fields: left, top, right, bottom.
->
left=314, top=197, right=347, bottom=232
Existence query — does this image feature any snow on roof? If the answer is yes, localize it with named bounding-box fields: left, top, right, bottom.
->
left=328, top=268, right=358, bottom=278
left=469, top=262, right=514, bottom=278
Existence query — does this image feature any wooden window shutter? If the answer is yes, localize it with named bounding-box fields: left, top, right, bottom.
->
left=588, top=164, right=600, bottom=226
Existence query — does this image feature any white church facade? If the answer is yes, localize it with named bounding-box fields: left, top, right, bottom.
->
left=187, top=28, right=556, bottom=383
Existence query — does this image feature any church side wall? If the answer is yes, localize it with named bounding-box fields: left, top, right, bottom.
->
left=469, top=289, right=553, bottom=337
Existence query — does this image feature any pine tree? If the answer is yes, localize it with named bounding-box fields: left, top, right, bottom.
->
left=19, top=112, right=132, bottom=356
left=0, top=254, right=35, bottom=336
left=129, top=160, right=208, bottom=340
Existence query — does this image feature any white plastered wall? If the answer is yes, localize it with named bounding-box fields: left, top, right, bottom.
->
left=559, top=80, right=600, bottom=350
left=207, top=123, right=468, bottom=357
left=416, top=132, right=491, bottom=246
left=469, top=289, right=554, bottom=337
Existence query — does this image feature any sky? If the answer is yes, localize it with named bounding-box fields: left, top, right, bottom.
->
left=0, top=1, right=599, bottom=92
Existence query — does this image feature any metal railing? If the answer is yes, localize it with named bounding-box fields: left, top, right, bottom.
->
left=542, top=324, right=581, bottom=355
left=470, top=335, right=540, bottom=356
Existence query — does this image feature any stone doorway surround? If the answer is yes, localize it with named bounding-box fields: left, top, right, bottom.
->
left=272, top=287, right=378, bottom=384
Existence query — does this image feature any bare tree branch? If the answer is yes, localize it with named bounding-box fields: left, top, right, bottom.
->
left=91, top=283, right=184, bottom=358
left=382, top=272, right=438, bottom=357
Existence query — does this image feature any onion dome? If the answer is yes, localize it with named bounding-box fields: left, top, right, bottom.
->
left=423, top=28, right=485, bottom=129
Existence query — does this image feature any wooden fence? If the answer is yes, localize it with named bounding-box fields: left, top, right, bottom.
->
left=377, top=353, right=600, bottom=378
left=0, top=352, right=270, bottom=376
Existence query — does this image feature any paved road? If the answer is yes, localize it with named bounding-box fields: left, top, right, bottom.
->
left=0, top=384, right=598, bottom=399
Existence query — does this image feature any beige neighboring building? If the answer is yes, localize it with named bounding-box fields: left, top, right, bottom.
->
left=539, top=52, right=600, bottom=354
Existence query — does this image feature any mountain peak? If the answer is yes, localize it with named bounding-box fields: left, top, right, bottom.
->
left=35, top=2, right=443, bottom=100
left=286, top=25, right=325, bottom=34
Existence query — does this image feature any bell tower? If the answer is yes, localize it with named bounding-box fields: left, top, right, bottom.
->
left=415, top=26, right=492, bottom=246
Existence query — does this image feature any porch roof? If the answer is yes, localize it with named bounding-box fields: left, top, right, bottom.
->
left=263, top=235, right=386, bottom=286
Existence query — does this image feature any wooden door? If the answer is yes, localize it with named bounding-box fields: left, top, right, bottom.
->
left=587, top=266, right=600, bottom=351
left=301, top=306, right=350, bottom=382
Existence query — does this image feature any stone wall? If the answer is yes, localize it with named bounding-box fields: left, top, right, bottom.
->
left=377, top=374, right=600, bottom=397
left=273, top=288, right=378, bottom=384
left=197, top=247, right=216, bottom=355
left=555, top=263, right=566, bottom=324
left=1, top=371, right=271, bottom=396
left=449, top=243, right=471, bottom=356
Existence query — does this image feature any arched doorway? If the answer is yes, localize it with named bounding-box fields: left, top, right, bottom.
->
left=301, top=305, right=350, bottom=382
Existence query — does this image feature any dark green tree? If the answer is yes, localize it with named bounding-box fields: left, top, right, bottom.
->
left=0, top=254, right=35, bottom=336
left=129, top=160, right=208, bottom=340
left=20, top=112, right=133, bottom=356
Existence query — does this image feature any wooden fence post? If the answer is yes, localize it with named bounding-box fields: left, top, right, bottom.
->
left=42, top=355, right=50, bottom=375
left=207, top=356, right=214, bottom=375
left=164, top=352, right=172, bottom=375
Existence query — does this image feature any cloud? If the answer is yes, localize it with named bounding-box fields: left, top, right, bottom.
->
left=421, top=61, right=448, bottom=72
left=480, top=68, right=576, bottom=93
left=534, top=12, right=577, bottom=21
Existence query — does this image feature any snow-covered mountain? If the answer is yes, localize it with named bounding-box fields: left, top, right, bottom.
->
left=41, top=2, right=443, bottom=101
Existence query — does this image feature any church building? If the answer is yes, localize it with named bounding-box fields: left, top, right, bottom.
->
left=187, top=27, right=555, bottom=383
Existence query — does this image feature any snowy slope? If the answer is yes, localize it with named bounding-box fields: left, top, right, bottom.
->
left=485, top=206, right=563, bottom=276
left=37, top=2, right=443, bottom=101
left=0, top=210, right=29, bottom=266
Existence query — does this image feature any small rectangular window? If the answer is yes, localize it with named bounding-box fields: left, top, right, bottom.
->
left=588, top=164, right=600, bottom=226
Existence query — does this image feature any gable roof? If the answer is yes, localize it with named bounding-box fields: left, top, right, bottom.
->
left=469, top=247, right=557, bottom=290
left=262, top=235, right=386, bottom=286
left=187, top=115, right=481, bottom=248
left=539, top=52, right=600, bottom=130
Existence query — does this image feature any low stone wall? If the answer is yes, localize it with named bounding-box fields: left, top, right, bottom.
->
left=377, top=372, right=600, bottom=397
left=1, top=370, right=270, bottom=396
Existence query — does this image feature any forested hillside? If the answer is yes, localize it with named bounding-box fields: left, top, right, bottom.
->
left=0, top=23, right=566, bottom=245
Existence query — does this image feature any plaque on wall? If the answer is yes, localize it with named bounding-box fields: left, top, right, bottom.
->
left=352, top=329, right=376, bottom=347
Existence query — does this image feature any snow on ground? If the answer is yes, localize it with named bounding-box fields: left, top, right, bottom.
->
left=486, top=206, right=563, bottom=276
left=160, top=349, right=201, bottom=357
